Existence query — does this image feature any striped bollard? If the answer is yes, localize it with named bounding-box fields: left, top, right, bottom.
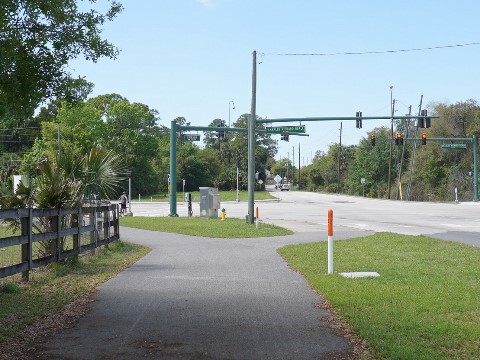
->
left=328, top=209, right=333, bottom=274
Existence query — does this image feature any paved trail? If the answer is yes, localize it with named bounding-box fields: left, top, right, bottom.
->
left=35, top=226, right=371, bottom=359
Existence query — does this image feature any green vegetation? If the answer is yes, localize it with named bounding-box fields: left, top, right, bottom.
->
left=278, top=233, right=480, bottom=359
left=120, top=216, right=293, bottom=238
left=0, top=241, right=149, bottom=342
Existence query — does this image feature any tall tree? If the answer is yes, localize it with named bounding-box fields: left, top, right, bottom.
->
left=0, top=0, right=122, bottom=120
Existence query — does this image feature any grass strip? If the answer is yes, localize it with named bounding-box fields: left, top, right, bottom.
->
left=120, top=216, right=293, bottom=238
left=278, top=232, right=480, bottom=360
left=0, top=241, right=150, bottom=342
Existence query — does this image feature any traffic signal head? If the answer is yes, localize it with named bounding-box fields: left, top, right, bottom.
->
left=395, top=133, right=403, bottom=145
left=370, top=134, right=375, bottom=146
left=422, top=133, right=427, bottom=145
left=417, top=109, right=431, bottom=128
left=281, top=134, right=289, bottom=142
left=356, top=111, right=363, bottom=129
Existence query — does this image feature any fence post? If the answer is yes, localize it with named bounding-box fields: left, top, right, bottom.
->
left=21, top=208, right=33, bottom=282
left=113, top=204, right=119, bottom=240
left=103, top=207, right=109, bottom=248
left=56, top=208, right=62, bottom=262
left=73, top=207, right=81, bottom=257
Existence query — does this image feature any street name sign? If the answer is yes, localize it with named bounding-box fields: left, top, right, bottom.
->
left=266, top=125, right=306, bottom=134
left=183, top=134, right=201, bottom=142
left=441, top=144, right=467, bottom=149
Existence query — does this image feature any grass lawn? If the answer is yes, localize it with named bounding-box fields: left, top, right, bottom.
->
left=0, top=241, right=150, bottom=342
left=132, top=190, right=275, bottom=202
left=278, top=232, right=480, bottom=360
left=120, top=216, right=293, bottom=238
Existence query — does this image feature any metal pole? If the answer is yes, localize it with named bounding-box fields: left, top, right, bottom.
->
left=387, top=87, right=394, bottom=199
left=236, top=166, right=239, bottom=202
left=229, top=101, right=235, bottom=127
left=169, top=120, right=178, bottom=216
left=337, top=122, right=342, bottom=193
left=473, top=135, right=478, bottom=201
left=298, top=143, right=301, bottom=190
left=248, top=51, right=257, bottom=224
left=128, top=176, right=132, bottom=215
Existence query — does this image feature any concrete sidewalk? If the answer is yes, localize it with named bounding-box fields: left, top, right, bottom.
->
left=35, top=227, right=371, bottom=359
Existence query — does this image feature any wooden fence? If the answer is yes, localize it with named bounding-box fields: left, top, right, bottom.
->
left=0, top=204, right=119, bottom=281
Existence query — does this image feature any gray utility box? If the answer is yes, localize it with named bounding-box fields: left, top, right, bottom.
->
left=199, top=187, right=220, bottom=219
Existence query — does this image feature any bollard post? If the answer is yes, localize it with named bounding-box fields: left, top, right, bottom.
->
left=256, top=206, right=259, bottom=228
left=328, top=209, right=333, bottom=274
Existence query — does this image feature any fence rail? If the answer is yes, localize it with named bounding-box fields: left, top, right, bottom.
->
left=0, top=204, right=119, bottom=281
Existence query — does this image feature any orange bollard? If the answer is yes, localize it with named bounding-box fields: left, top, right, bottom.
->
left=328, top=209, right=333, bottom=236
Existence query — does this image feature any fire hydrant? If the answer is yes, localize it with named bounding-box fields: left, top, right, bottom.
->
left=221, top=208, right=226, bottom=221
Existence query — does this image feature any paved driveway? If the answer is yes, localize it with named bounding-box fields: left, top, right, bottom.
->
left=35, top=226, right=371, bottom=359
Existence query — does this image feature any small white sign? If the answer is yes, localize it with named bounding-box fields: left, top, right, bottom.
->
left=274, top=175, right=282, bottom=183
left=258, top=179, right=263, bottom=185
left=360, top=178, right=366, bottom=184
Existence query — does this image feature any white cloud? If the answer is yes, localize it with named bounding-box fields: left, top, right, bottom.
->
left=197, top=0, right=214, bottom=7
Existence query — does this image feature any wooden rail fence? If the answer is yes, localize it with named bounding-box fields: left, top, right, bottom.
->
left=0, top=204, right=119, bottom=281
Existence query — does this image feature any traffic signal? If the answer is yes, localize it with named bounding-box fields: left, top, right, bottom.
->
left=370, top=134, right=376, bottom=146
left=218, top=120, right=226, bottom=139
left=422, top=133, right=427, bottom=145
left=395, top=133, right=403, bottom=145
left=281, top=134, right=290, bottom=142
left=418, top=109, right=432, bottom=128
left=356, top=111, right=363, bottom=129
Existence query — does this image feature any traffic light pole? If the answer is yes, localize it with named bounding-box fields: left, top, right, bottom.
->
left=474, top=135, right=478, bottom=201
left=169, top=120, right=178, bottom=216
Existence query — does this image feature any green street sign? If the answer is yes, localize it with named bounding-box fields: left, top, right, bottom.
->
left=441, top=144, right=467, bottom=149
left=266, top=125, right=306, bottom=134
left=183, top=134, right=201, bottom=142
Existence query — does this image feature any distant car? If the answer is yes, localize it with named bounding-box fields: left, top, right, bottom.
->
left=280, top=183, right=289, bottom=191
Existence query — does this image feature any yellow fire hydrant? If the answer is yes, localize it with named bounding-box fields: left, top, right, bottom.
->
left=221, top=208, right=226, bottom=221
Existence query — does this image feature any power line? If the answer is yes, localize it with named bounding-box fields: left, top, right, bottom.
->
left=262, top=42, right=480, bottom=57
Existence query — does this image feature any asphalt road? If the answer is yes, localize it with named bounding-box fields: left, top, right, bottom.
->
left=129, top=189, right=480, bottom=245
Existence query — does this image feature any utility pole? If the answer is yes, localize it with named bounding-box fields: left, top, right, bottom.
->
left=396, top=105, right=412, bottom=200
left=298, top=143, right=301, bottom=190
left=387, top=95, right=395, bottom=199
left=406, top=95, right=423, bottom=201
left=286, top=152, right=289, bottom=182
left=248, top=50, right=257, bottom=224
left=337, top=122, right=342, bottom=193
left=292, top=146, right=295, bottom=186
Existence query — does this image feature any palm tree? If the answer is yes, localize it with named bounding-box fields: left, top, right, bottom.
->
left=1, top=147, right=126, bottom=256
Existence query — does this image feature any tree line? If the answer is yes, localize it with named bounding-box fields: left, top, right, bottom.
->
left=280, top=99, right=480, bottom=202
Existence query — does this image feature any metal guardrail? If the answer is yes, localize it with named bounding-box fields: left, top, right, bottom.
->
left=0, top=204, right=119, bottom=281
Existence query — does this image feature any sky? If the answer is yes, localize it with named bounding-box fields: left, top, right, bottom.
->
left=70, top=0, right=480, bottom=165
